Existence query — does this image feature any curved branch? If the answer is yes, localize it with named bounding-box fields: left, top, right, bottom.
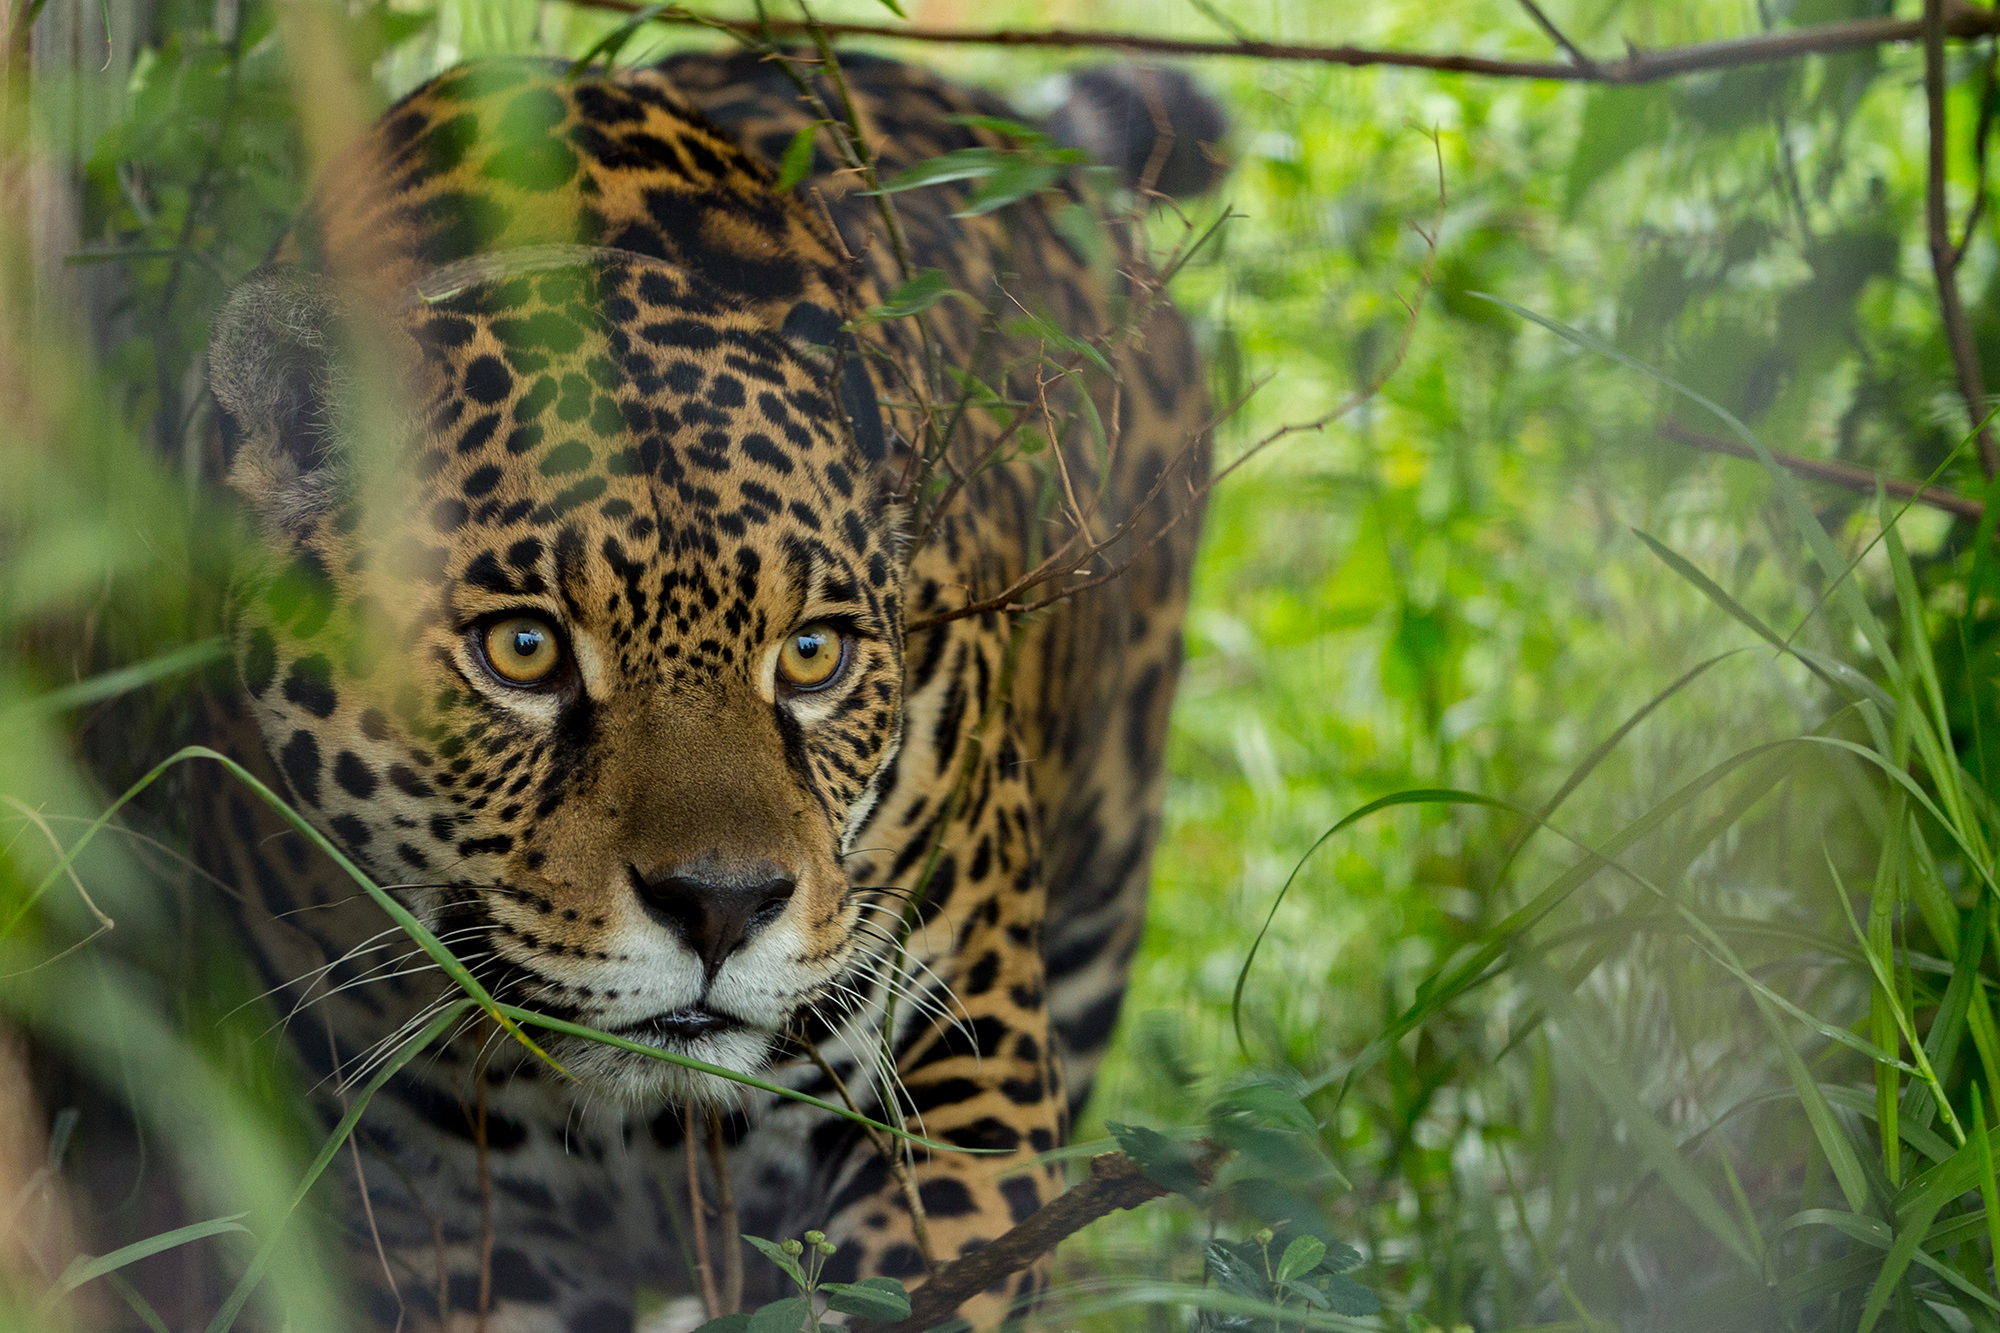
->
left=563, top=1, right=2000, bottom=86
left=870, top=1150, right=1206, bottom=1333
left=1657, top=420, right=1986, bottom=521
left=1925, top=0, right=2000, bottom=479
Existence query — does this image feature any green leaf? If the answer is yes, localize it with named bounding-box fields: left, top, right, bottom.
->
left=565, top=2, right=669, bottom=76
left=1319, top=1273, right=1381, bottom=1317
left=741, top=1236, right=808, bottom=1290
left=958, top=156, right=1068, bottom=216
left=9, top=635, right=227, bottom=721
left=1521, top=961, right=1758, bottom=1266
left=746, top=1296, right=811, bottom=1333
left=104, top=1271, right=172, bottom=1333
left=945, top=113, right=1052, bottom=145
left=691, top=1316, right=751, bottom=1333
left=774, top=124, right=819, bottom=193
left=1106, top=1122, right=1205, bottom=1199
left=1978, top=1086, right=2000, bottom=1302
left=1003, top=313, right=1112, bottom=373
left=879, top=147, right=1007, bottom=194
left=822, top=1277, right=912, bottom=1321
left=1632, top=530, right=1789, bottom=655
left=1315, top=1239, right=1364, bottom=1274
left=48, top=1215, right=251, bottom=1302
left=855, top=269, right=967, bottom=323
left=1274, top=1234, right=1325, bottom=1282
left=1213, top=1078, right=1318, bottom=1135
left=1202, top=1239, right=1272, bottom=1301
left=1564, top=84, right=1671, bottom=213
left=1239, top=788, right=1521, bottom=1054
left=202, top=1001, right=471, bottom=1333
left=1275, top=1277, right=1329, bottom=1308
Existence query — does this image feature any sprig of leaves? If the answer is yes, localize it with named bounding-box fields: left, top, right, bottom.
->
left=696, top=1231, right=913, bottom=1333
left=876, top=117, right=1086, bottom=217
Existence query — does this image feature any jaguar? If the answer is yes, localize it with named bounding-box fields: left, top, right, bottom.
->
left=184, top=46, right=1220, bottom=1331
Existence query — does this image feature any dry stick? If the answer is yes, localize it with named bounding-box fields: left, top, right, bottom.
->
left=473, top=1065, right=494, bottom=1333
left=1657, top=419, right=1986, bottom=520
left=1925, top=0, right=1999, bottom=480
left=564, top=1, right=2000, bottom=85
left=704, top=1109, right=744, bottom=1314
left=684, top=1109, right=722, bottom=1319
left=324, top=1013, right=404, bottom=1332
left=869, top=1150, right=1210, bottom=1333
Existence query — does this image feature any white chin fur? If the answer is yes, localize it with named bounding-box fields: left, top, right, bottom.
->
left=554, top=1025, right=776, bottom=1107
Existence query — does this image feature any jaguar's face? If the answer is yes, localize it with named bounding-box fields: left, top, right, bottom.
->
left=208, top=253, right=906, bottom=1100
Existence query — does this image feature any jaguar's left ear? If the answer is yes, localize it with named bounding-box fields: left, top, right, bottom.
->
left=208, top=265, right=353, bottom=535
left=780, top=301, right=889, bottom=469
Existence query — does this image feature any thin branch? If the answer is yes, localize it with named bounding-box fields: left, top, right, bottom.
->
left=870, top=1149, right=1215, bottom=1333
left=1514, top=0, right=1600, bottom=73
left=1658, top=420, right=1985, bottom=520
left=473, top=1059, right=494, bottom=1333
left=683, top=1108, right=723, bottom=1319
left=703, top=1110, right=743, bottom=1314
left=800, top=1038, right=937, bottom=1270
left=907, top=142, right=1445, bottom=633
left=326, top=1014, right=403, bottom=1333
left=1955, top=35, right=1997, bottom=264
left=1926, top=0, right=2000, bottom=479
left=561, top=0, right=2000, bottom=85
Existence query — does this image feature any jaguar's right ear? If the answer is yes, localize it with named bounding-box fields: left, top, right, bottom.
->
left=207, top=265, right=349, bottom=533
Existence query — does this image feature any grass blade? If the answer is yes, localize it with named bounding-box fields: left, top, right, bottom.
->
left=44, top=1214, right=251, bottom=1306
left=202, top=1001, right=472, bottom=1333
left=1520, top=961, right=1757, bottom=1266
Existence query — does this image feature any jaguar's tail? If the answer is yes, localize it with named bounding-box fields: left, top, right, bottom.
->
left=1047, top=65, right=1230, bottom=200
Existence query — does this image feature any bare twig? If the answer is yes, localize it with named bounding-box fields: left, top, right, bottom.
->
left=1925, top=0, right=1999, bottom=479
left=703, top=1109, right=743, bottom=1314
left=326, top=1015, right=403, bottom=1333
left=1514, top=0, right=1600, bottom=73
left=1956, top=36, right=1997, bottom=263
left=473, top=1061, right=494, bottom=1333
left=1657, top=420, right=1986, bottom=520
left=870, top=1149, right=1214, bottom=1333
left=800, top=1039, right=937, bottom=1270
left=684, top=1107, right=722, bottom=1319
left=906, top=140, right=1447, bottom=632
left=562, top=0, right=2000, bottom=86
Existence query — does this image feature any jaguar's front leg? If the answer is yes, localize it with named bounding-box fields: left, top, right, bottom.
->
left=814, top=734, right=1068, bottom=1323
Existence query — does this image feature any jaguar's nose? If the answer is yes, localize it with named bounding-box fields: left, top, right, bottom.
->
left=628, top=860, right=796, bottom=981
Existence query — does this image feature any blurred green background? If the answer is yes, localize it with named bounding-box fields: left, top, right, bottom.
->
left=9, top=0, right=2000, bottom=1329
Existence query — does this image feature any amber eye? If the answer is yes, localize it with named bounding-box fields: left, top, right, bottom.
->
left=480, top=616, right=562, bottom=687
left=778, top=622, right=846, bottom=691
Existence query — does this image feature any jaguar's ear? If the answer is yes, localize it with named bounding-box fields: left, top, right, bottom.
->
left=780, top=300, right=889, bottom=470
left=208, top=265, right=350, bottom=533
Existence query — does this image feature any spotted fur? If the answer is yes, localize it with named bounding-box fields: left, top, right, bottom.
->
left=195, top=51, right=1216, bottom=1331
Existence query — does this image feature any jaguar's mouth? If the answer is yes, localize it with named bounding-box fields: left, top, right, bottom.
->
left=613, top=1006, right=743, bottom=1047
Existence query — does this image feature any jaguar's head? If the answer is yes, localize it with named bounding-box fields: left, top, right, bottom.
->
left=208, top=250, right=906, bottom=1101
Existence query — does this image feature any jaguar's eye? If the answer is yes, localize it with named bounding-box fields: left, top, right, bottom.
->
left=479, top=615, right=563, bottom=687
left=778, top=622, right=846, bottom=691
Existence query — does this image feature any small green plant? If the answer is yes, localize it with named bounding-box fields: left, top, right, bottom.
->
left=697, top=1232, right=913, bottom=1333
left=1199, top=1227, right=1378, bottom=1333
